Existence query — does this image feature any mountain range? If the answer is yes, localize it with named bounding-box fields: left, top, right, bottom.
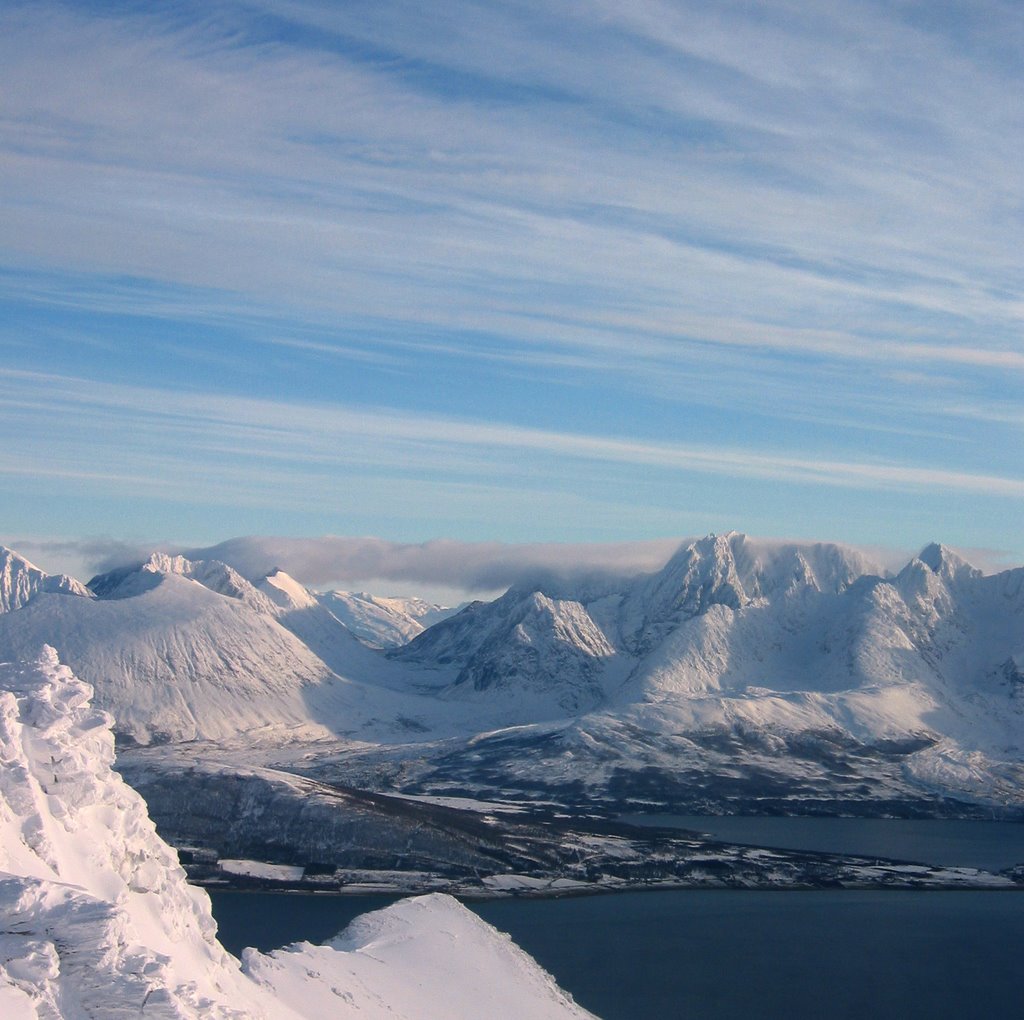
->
left=0, top=533, right=1022, bottom=875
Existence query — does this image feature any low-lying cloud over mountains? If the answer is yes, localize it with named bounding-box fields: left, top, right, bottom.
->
left=9, top=533, right=1013, bottom=603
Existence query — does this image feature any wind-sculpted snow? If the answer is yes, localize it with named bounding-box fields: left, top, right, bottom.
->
left=0, top=648, right=271, bottom=1018
left=0, top=650, right=595, bottom=1019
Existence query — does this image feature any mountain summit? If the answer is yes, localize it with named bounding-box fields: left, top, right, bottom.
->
left=0, top=546, right=91, bottom=614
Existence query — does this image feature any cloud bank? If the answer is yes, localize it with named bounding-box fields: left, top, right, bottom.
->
left=184, top=535, right=688, bottom=594
left=12, top=532, right=1018, bottom=602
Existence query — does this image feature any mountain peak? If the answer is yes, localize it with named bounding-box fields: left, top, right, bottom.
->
left=257, top=568, right=319, bottom=610
left=92, top=551, right=277, bottom=612
left=0, top=545, right=92, bottom=613
left=916, top=542, right=979, bottom=580
left=918, top=542, right=946, bottom=572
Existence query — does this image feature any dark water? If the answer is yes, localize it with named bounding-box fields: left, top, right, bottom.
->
left=618, top=815, right=1024, bottom=872
left=473, top=890, right=1024, bottom=1020
left=209, top=888, right=1024, bottom=1020
left=208, top=890, right=402, bottom=954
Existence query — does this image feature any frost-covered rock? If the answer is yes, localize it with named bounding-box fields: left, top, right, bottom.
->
left=0, top=649, right=595, bottom=1019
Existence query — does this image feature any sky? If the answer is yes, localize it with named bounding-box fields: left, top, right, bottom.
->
left=2, top=0, right=1022, bottom=591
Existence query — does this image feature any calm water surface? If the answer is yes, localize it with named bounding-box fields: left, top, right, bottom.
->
left=209, top=886, right=1024, bottom=1020
left=619, top=815, right=1024, bottom=872
left=208, top=819, right=1024, bottom=1020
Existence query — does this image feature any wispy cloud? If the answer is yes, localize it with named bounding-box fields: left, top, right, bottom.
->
left=3, top=1, right=1021, bottom=368
left=1, top=2, right=1022, bottom=558
left=14, top=530, right=1018, bottom=599
left=2, top=368, right=1022, bottom=506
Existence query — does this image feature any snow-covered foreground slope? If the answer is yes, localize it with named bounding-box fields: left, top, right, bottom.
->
left=245, top=891, right=594, bottom=1019
left=0, top=650, right=594, bottom=1019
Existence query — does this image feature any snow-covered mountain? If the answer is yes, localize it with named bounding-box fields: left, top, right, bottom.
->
left=0, top=534, right=1021, bottom=819
left=317, top=589, right=457, bottom=648
left=398, top=587, right=619, bottom=712
left=0, top=547, right=91, bottom=615
left=387, top=533, right=1024, bottom=811
left=0, top=556, right=341, bottom=745
left=0, top=554, right=425, bottom=745
left=253, top=568, right=400, bottom=678
left=0, top=649, right=593, bottom=1019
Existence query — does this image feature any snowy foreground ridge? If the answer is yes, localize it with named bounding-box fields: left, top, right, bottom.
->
left=0, top=649, right=593, bottom=1019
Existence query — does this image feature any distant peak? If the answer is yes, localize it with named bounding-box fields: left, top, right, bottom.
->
left=0, top=545, right=42, bottom=572
left=917, top=542, right=945, bottom=572
left=257, top=567, right=317, bottom=610
left=0, top=545, right=92, bottom=612
left=916, top=542, right=977, bottom=577
left=902, top=543, right=984, bottom=591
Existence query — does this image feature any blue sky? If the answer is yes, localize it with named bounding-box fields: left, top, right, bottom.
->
left=2, top=0, right=1022, bottom=586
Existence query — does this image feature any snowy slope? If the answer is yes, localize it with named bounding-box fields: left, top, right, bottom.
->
left=0, top=647, right=284, bottom=1019
left=616, top=532, right=877, bottom=654
left=0, top=536, right=1021, bottom=813
left=397, top=534, right=882, bottom=715
left=254, top=569, right=401, bottom=680
left=0, top=569, right=341, bottom=744
left=399, top=588, right=623, bottom=713
left=318, top=590, right=457, bottom=649
left=245, top=892, right=593, bottom=1020
left=626, top=542, right=1024, bottom=739
left=0, top=650, right=594, bottom=1019
left=0, top=551, right=582, bottom=748
left=613, top=539, right=1024, bottom=809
